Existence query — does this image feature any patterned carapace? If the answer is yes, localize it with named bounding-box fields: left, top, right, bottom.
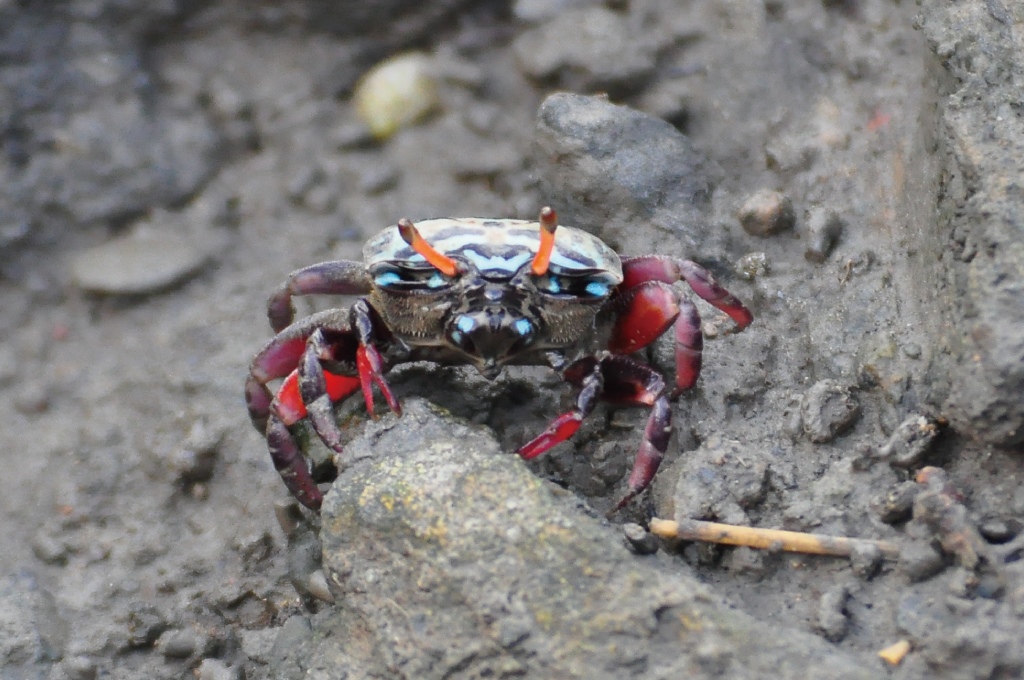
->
left=246, top=207, right=753, bottom=513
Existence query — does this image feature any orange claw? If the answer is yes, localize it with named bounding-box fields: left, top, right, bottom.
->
left=531, top=207, right=558, bottom=276
left=397, top=218, right=460, bottom=277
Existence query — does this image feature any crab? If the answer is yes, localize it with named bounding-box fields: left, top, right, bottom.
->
left=245, top=207, right=752, bottom=512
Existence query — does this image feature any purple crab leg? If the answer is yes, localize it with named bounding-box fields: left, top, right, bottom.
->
left=597, top=355, right=672, bottom=512
left=518, top=362, right=603, bottom=459
left=619, top=256, right=753, bottom=329
left=267, top=261, right=373, bottom=332
left=266, top=413, right=323, bottom=511
left=298, top=329, right=348, bottom=453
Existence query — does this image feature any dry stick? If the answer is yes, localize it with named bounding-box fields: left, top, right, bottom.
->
left=649, top=518, right=901, bottom=561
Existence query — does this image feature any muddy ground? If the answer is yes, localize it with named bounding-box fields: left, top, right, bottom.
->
left=1, top=1, right=1023, bottom=679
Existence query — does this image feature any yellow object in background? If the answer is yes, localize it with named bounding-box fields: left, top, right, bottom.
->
left=354, top=53, right=440, bottom=141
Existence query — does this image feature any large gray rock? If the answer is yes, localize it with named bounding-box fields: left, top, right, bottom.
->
left=305, top=400, right=878, bottom=680
left=533, top=93, right=727, bottom=261
left=917, top=0, right=1024, bottom=446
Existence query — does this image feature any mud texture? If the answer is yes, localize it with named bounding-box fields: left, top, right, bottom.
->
left=1, top=1, right=1023, bottom=679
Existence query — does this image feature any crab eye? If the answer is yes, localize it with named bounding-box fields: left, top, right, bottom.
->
left=372, top=265, right=454, bottom=291
left=536, top=273, right=614, bottom=299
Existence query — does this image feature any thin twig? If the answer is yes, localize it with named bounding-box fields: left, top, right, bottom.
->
left=649, top=518, right=900, bottom=561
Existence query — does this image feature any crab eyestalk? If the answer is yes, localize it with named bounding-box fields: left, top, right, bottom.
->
left=531, top=207, right=558, bottom=276
left=397, top=218, right=460, bottom=277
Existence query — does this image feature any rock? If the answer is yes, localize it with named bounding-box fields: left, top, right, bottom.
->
left=31, top=530, right=69, bottom=566
left=125, top=603, right=169, bottom=648
left=62, top=655, right=98, bottom=680
left=533, top=92, right=724, bottom=259
left=156, top=628, right=201, bottom=658
left=170, top=419, right=223, bottom=484
left=622, top=522, right=659, bottom=555
left=513, top=7, right=664, bottom=96
left=817, top=584, right=850, bottom=642
left=267, top=616, right=312, bottom=680
left=654, top=436, right=770, bottom=527
left=71, top=228, right=211, bottom=295
left=898, top=541, right=945, bottom=583
left=804, top=208, right=844, bottom=263
left=735, top=252, right=769, bottom=281
left=801, top=380, right=860, bottom=443
left=314, top=400, right=875, bottom=678
left=872, top=481, right=920, bottom=524
left=917, top=0, right=1024, bottom=448
left=849, top=542, right=883, bottom=580
left=240, top=627, right=280, bottom=665
left=738, top=190, right=796, bottom=237
left=880, top=415, right=940, bottom=468
left=0, top=574, right=65, bottom=673
left=197, top=658, right=240, bottom=680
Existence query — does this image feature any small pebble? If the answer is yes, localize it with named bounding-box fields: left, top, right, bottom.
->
left=801, top=380, right=860, bottom=443
left=735, top=252, right=769, bottom=281
left=307, top=569, right=335, bottom=603
left=172, top=420, right=222, bottom=483
left=898, top=540, right=946, bottom=583
left=353, top=52, right=440, bottom=141
left=622, top=523, right=659, bottom=555
left=803, top=208, right=844, bottom=263
left=903, top=342, right=922, bottom=359
left=880, top=415, right=939, bottom=468
left=62, top=656, right=97, bottom=680
left=872, top=481, right=920, bottom=524
left=979, top=519, right=1016, bottom=543
left=849, top=542, right=883, bottom=579
left=71, top=229, right=210, bottom=295
left=878, top=639, right=911, bottom=666
left=198, top=658, right=240, bottom=680
left=816, top=584, right=850, bottom=642
left=156, top=629, right=200, bottom=658
left=32, top=531, right=68, bottom=566
left=738, top=189, right=796, bottom=237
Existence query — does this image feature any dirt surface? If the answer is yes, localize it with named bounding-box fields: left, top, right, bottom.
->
left=1, top=1, right=1023, bottom=679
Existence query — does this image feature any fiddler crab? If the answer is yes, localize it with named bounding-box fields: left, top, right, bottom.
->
left=245, top=207, right=752, bottom=513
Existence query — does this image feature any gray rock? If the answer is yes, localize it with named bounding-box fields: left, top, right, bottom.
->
left=849, top=542, right=883, bottom=580
left=898, top=541, right=946, bottom=583
left=880, top=415, right=940, bottom=468
left=314, top=400, right=875, bottom=679
left=872, top=481, right=920, bottom=524
left=514, top=8, right=664, bottom=96
left=816, top=584, right=850, bottom=642
left=801, top=380, right=860, bottom=443
left=917, top=0, right=1024, bottom=447
left=622, top=522, right=659, bottom=555
left=533, top=92, right=724, bottom=259
left=0, top=574, right=65, bottom=672
left=267, top=616, right=312, bottom=679
left=804, top=208, right=844, bottom=263
left=197, top=658, right=240, bottom=680
left=738, top=189, right=796, bottom=237
left=71, top=228, right=211, bottom=295
left=654, top=436, right=770, bottom=526
left=156, top=628, right=203, bottom=659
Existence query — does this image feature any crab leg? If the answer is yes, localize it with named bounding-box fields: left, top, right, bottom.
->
left=518, top=355, right=672, bottom=511
left=604, top=281, right=705, bottom=396
left=598, top=355, right=672, bottom=511
left=518, top=362, right=603, bottom=460
left=298, top=329, right=357, bottom=451
left=267, top=261, right=373, bottom=332
left=246, top=309, right=349, bottom=433
left=266, top=413, right=325, bottom=511
left=350, top=299, right=401, bottom=418
left=619, top=256, right=753, bottom=328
